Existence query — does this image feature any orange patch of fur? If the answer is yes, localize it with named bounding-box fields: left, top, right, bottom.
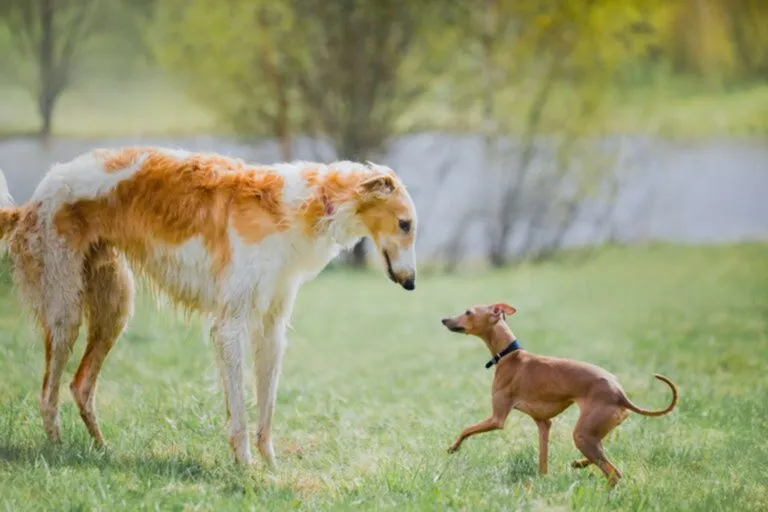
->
left=54, top=149, right=287, bottom=285
left=299, top=168, right=366, bottom=235
left=96, top=147, right=155, bottom=173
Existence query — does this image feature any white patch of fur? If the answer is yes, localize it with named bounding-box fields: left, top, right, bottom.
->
left=157, top=148, right=192, bottom=160
left=32, top=151, right=148, bottom=222
left=391, top=242, right=417, bottom=277
left=0, top=168, right=14, bottom=207
left=138, top=236, right=220, bottom=312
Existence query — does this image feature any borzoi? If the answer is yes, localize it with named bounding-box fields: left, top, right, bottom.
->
left=0, top=147, right=417, bottom=466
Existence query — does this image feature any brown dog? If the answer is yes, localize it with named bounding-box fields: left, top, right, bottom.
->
left=441, top=303, right=678, bottom=486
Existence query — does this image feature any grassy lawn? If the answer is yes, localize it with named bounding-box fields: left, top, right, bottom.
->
left=0, top=244, right=766, bottom=510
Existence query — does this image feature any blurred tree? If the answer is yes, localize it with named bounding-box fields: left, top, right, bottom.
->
left=154, top=0, right=434, bottom=266
left=430, top=0, right=660, bottom=266
left=285, top=0, right=429, bottom=266
left=664, top=0, right=768, bottom=83
left=0, top=0, right=100, bottom=137
left=152, top=0, right=297, bottom=160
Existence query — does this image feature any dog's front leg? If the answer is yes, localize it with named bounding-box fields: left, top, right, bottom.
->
left=448, top=393, right=513, bottom=454
left=448, top=416, right=504, bottom=453
left=252, top=286, right=297, bottom=468
left=210, top=312, right=252, bottom=466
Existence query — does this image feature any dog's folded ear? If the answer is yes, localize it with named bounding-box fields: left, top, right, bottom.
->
left=359, top=174, right=396, bottom=197
left=491, top=303, right=517, bottom=320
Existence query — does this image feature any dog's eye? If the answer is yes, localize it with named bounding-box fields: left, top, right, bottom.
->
left=465, top=310, right=472, bottom=316
left=398, top=219, right=412, bottom=233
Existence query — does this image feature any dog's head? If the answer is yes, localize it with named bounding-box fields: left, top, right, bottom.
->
left=441, top=303, right=517, bottom=336
left=355, top=170, right=417, bottom=291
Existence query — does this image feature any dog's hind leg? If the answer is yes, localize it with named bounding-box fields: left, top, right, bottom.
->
left=252, top=286, right=297, bottom=468
left=572, top=404, right=629, bottom=486
left=39, top=245, right=85, bottom=443
left=70, top=244, right=134, bottom=446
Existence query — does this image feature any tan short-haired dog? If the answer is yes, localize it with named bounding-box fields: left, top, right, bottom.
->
left=441, top=303, right=678, bottom=486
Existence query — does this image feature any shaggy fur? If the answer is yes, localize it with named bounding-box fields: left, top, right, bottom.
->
left=0, top=147, right=418, bottom=466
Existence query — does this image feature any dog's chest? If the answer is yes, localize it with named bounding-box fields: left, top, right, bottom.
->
left=513, top=399, right=574, bottom=420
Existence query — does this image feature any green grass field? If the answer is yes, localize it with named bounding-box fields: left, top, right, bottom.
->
left=0, top=244, right=766, bottom=511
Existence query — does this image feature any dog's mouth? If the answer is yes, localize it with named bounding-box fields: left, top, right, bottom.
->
left=383, top=250, right=397, bottom=283
left=441, top=319, right=466, bottom=333
left=382, top=250, right=415, bottom=290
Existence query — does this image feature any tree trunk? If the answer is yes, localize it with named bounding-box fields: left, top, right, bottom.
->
left=339, top=142, right=368, bottom=268
left=348, top=240, right=367, bottom=268
left=38, top=0, right=55, bottom=139
left=258, top=8, right=292, bottom=162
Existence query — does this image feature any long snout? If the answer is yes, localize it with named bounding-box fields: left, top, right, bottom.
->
left=383, top=244, right=416, bottom=291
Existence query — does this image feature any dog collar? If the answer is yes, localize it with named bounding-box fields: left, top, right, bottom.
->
left=485, top=340, right=522, bottom=369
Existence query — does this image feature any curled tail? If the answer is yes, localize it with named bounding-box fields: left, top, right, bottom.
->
left=621, top=374, right=678, bottom=417
left=0, top=168, right=20, bottom=241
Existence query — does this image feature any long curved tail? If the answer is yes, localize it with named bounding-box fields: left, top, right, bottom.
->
left=621, top=374, right=678, bottom=417
left=0, top=168, right=20, bottom=242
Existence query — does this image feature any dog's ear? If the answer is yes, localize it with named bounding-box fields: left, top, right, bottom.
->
left=491, top=303, right=517, bottom=321
left=359, top=174, right=396, bottom=198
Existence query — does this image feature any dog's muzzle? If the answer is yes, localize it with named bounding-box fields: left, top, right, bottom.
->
left=383, top=250, right=416, bottom=291
left=441, top=318, right=464, bottom=332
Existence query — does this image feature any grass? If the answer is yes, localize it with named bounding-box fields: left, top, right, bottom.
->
left=0, top=244, right=767, bottom=510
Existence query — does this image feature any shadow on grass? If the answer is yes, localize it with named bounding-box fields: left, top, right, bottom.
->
left=502, top=445, right=539, bottom=483
left=0, top=439, right=223, bottom=483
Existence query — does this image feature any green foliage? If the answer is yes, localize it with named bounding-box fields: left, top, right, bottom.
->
left=150, top=0, right=299, bottom=141
left=0, top=244, right=766, bottom=509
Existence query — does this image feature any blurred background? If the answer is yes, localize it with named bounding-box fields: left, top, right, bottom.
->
left=0, top=0, right=766, bottom=267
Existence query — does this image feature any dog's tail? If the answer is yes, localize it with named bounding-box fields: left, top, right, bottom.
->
left=0, top=169, right=20, bottom=243
left=621, top=374, right=678, bottom=417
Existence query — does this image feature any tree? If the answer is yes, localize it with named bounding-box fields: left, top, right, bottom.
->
left=426, top=0, right=659, bottom=266
left=151, top=0, right=297, bottom=160
left=284, top=0, right=430, bottom=266
left=1, top=0, right=101, bottom=137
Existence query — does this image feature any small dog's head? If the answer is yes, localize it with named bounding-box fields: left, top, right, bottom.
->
left=441, top=303, right=517, bottom=336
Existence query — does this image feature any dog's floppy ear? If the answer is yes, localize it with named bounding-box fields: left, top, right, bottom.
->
left=359, top=174, right=396, bottom=197
left=491, top=303, right=517, bottom=321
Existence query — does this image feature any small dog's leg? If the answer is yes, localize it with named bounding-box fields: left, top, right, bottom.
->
left=573, top=406, right=626, bottom=486
left=448, top=416, right=503, bottom=453
left=211, top=313, right=252, bottom=466
left=448, top=394, right=514, bottom=453
left=535, top=419, right=552, bottom=475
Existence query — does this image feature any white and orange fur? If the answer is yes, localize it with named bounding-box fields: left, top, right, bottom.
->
left=0, top=147, right=417, bottom=467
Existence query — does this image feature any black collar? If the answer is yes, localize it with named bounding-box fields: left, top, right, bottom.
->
left=485, top=340, right=522, bottom=369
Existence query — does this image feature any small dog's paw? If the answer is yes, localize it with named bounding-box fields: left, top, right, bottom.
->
left=447, top=444, right=459, bottom=454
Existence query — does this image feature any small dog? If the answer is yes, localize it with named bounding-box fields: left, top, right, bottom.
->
left=441, top=303, right=678, bottom=486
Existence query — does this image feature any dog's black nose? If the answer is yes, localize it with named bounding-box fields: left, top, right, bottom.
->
left=402, top=278, right=415, bottom=291
left=441, top=318, right=449, bottom=325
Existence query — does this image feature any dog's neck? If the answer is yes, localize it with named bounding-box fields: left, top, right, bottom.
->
left=481, top=322, right=519, bottom=356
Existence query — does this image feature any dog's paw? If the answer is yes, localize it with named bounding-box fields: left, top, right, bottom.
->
left=447, top=444, right=460, bottom=454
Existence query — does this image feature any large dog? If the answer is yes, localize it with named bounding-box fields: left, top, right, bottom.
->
left=0, top=147, right=417, bottom=466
